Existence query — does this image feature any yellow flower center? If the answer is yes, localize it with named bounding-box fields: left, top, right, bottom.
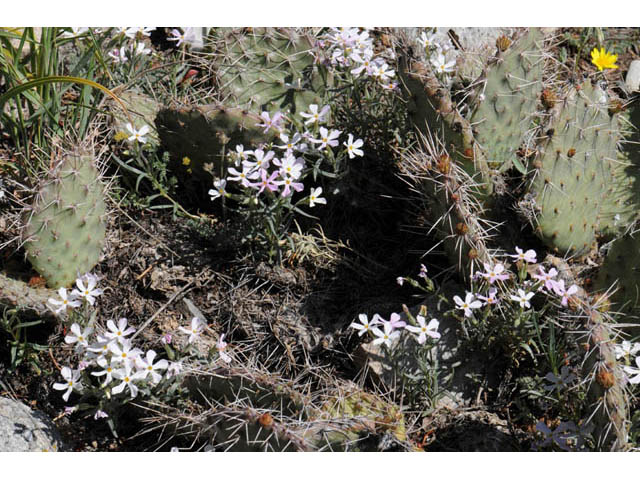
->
left=124, top=376, right=130, bottom=383
left=68, top=381, right=73, bottom=387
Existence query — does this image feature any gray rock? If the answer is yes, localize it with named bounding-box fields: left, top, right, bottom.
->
left=625, top=60, right=640, bottom=93
left=0, top=397, right=64, bottom=451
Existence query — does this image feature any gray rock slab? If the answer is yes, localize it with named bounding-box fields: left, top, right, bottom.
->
left=0, top=397, right=64, bottom=452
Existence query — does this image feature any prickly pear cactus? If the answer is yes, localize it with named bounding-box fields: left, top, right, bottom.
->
left=22, top=154, right=106, bottom=288
left=212, top=27, right=329, bottom=115
left=470, top=28, right=544, bottom=173
left=398, top=29, right=548, bottom=275
left=161, top=365, right=409, bottom=452
left=528, top=81, right=622, bottom=255
left=576, top=307, right=630, bottom=450
left=311, top=383, right=407, bottom=450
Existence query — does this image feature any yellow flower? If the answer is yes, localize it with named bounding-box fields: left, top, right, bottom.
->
left=182, top=156, right=191, bottom=166
left=113, top=131, right=129, bottom=142
left=591, top=47, right=618, bottom=71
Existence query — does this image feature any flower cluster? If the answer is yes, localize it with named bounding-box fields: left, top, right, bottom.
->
left=106, top=27, right=154, bottom=64
left=452, top=247, right=579, bottom=318
left=417, top=29, right=458, bottom=75
left=49, top=274, right=230, bottom=414
left=208, top=104, right=363, bottom=209
left=315, top=28, right=398, bottom=90
left=47, top=273, right=103, bottom=315
left=53, top=308, right=181, bottom=403
left=350, top=312, right=440, bottom=348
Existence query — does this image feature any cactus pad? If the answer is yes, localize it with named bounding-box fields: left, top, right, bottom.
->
left=213, top=27, right=329, bottom=115
left=22, top=154, right=106, bottom=288
left=529, top=81, right=621, bottom=255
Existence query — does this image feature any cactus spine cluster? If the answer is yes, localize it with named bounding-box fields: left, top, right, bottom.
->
left=146, top=364, right=407, bottom=452
left=22, top=153, right=106, bottom=288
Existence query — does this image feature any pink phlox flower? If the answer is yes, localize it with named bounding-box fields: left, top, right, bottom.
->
left=109, top=339, right=143, bottom=367
left=228, top=166, right=259, bottom=187
left=480, top=263, right=510, bottom=284
left=111, top=363, right=144, bottom=398
left=311, top=127, right=341, bottom=151
left=349, top=313, right=379, bottom=337
left=108, top=46, right=128, bottom=63
left=94, top=410, right=109, bottom=420
left=371, top=322, right=400, bottom=348
left=532, top=266, right=558, bottom=291
left=135, top=349, right=168, bottom=384
left=72, top=273, right=103, bottom=305
left=300, top=104, right=330, bottom=125
left=477, top=287, right=499, bottom=306
left=381, top=312, right=407, bottom=330
left=276, top=132, right=306, bottom=155
left=510, top=289, right=535, bottom=309
left=91, top=356, right=118, bottom=387
left=48, top=287, right=81, bottom=315
left=275, top=176, right=304, bottom=198
left=623, top=356, right=640, bottom=384
left=453, top=292, right=482, bottom=317
left=52, top=367, right=83, bottom=402
left=277, top=154, right=304, bottom=179
left=371, top=62, right=396, bottom=83
left=179, top=317, right=205, bottom=344
left=243, top=148, right=275, bottom=172
left=418, top=264, right=428, bottom=279
left=615, top=341, right=640, bottom=360
left=104, top=318, right=136, bottom=344
left=233, top=144, right=253, bottom=165
left=509, top=246, right=537, bottom=263
left=343, top=134, right=364, bottom=159
left=405, top=316, right=440, bottom=344
left=349, top=49, right=375, bottom=76
left=552, top=280, right=578, bottom=307
left=256, top=111, right=284, bottom=133
left=250, top=168, right=280, bottom=194
left=543, top=366, right=576, bottom=392
left=64, top=323, right=93, bottom=350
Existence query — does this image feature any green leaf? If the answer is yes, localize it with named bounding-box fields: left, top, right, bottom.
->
left=512, top=156, right=527, bottom=175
